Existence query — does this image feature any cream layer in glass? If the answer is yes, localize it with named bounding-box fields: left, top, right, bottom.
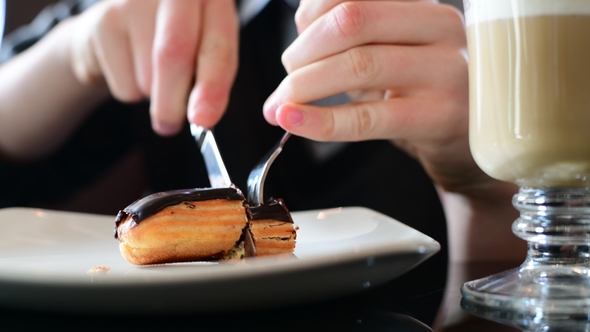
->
left=467, top=0, right=590, bottom=187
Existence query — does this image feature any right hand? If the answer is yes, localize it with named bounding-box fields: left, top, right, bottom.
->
left=69, top=0, right=239, bottom=136
left=271, top=0, right=522, bottom=263
left=264, top=0, right=479, bottom=195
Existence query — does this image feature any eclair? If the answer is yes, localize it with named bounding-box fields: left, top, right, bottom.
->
left=114, top=186, right=297, bottom=265
left=115, top=186, right=251, bottom=265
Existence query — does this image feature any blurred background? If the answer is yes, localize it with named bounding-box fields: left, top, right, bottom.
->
left=4, top=0, right=463, bottom=36
left=4, top=0, right=56, bottom=34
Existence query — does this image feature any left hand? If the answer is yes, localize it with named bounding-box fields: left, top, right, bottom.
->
left=70, top=0, right=239, bottom=136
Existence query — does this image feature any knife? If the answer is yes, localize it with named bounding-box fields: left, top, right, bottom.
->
left=190, top=124, right=232, bottom=188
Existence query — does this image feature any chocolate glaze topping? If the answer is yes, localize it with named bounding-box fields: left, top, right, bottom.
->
left=114, top=186, right=245, bottom=239
left=247, top=198, right=293, bottom=223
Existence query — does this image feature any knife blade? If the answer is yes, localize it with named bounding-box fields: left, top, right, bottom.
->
left=190, top=124, right=232, bottom=188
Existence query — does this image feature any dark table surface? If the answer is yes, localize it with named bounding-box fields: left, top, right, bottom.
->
left=0, top=258, right=535, bottom=332
left=5, top=259, right=589, bottom=331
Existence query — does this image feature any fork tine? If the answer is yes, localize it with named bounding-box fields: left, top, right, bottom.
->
left=247, top=132, right=291, bottom=205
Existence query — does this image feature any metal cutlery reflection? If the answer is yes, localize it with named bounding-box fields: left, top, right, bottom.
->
left=246, top=131, right=291, bottom=205
left=190, top=124, right=232, bottom=188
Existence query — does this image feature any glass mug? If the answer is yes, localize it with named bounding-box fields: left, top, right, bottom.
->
left=462, top=0, right=590, bottom=317
left=0, top=0, right=4, bottom=50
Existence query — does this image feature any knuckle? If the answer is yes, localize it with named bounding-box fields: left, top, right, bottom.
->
left=293, top=8, right=309, bottom=32
left=346, top=47, right=377, bottom=83
left=154, top=37, right=195, bottom=66
left=438, top=49, right=469, bottom=90
left=439, top=3, right=465, bottom=24
left=120, top=0, right=145, bottom=11
left=112, top=87, right=143, bottom=103
left=71, top=35, right=103, bottom=86
left=279, top=75, right=300, bottom=102
left=281, top=50, right=295, bottom=74
left=107, top=78, right=144, bottom=103
left=195, top=85, right=227, bottom=104
left=331, top=2, right=365, bottom=40
left=351, top=104, right=376, bottom=139
left=438, top=4, right=467, bottom=43
left=201, top=39, right=236, bottom=66
left=97, top=1, right=127, bottom=30
left=73, top=64, right=101, bottom=86
left=280, top=52, right=289, bottom=72
left=318, top=110, right=339, bottom=141
left=137, top=78, right=151, bottom=97
left=329, top=104, right=375, bottom=141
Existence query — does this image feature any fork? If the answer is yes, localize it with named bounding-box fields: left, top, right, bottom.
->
left=246, top=131, right=291, bottom=206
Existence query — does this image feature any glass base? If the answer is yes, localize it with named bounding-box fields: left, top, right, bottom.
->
left=462, top=264, right=590, bottom=316
left=462, top=187, right=590, bottom=316
left=461, top=296, right=590, bottom=331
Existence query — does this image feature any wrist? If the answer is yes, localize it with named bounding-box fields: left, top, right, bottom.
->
left=438, top=180, right=525, bottom=264
left=0, top=16, right=110, bottom=160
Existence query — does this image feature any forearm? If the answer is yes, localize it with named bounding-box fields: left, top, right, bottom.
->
left=438, top=180, right=525, bottom=263
left=0, top=17, right=109, bottom=161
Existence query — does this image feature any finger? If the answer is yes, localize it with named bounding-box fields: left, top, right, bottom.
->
left=266, top=44, right=456, bottom=122
left=274, top=99, right=440, bottom=142
left=71, top=14, right=104, bottom=86
left=124, top=0, right=158, bottom=97
left=92, top=4, right=143, bottom=102
left=296, top=0, right=426, bottom=33
left=277, top=98, right=424, bottom=142
left=187, top=0, right=239, bottom=128
left=284, top=1, right=465, bottom=73
left=151, top=0, right=203, bottom=136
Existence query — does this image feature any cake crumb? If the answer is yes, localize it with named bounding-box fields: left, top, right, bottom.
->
left=87, top=266, right=111, bottom=274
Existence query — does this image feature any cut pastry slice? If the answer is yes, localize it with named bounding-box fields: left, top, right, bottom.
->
left=247, top=198, right=298, bottom=257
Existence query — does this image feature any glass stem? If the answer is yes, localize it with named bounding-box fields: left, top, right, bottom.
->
left=512, top=187, right=590, bottom=269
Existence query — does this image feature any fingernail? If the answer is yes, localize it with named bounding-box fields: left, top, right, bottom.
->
left=283, top=105, right=304, bottom=125
left=152, top=120, right=180, bottom=136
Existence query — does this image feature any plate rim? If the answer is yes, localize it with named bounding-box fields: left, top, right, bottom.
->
left=0, top=206, right=441, bottom=313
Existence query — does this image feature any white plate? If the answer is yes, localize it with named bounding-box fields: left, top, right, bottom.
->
left=0, top=206, right=439, bottom=314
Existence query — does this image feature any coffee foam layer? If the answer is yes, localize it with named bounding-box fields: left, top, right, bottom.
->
left=464, top=0, right=590, bottom=26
